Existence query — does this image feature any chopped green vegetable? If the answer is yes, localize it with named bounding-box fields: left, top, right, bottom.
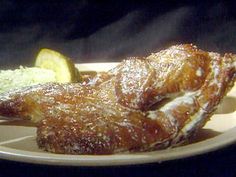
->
left=0, top=66, right=56, bottom=93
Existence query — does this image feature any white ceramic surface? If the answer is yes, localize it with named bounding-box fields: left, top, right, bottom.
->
left=0, top=63, right=235, bottom=166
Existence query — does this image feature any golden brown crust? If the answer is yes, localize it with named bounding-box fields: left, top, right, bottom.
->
left=0, top=44, right=235, bottom=154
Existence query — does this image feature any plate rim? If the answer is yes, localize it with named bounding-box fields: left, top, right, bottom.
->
left=0, top=126, right=236, bottom=166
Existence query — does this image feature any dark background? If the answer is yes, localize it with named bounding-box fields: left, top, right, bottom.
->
left=0, top=0, right=236, bottom=68
left=0, top=1, right=236, bottom=177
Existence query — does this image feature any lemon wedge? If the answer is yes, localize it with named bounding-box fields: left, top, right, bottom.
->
left=35, top=49, right=81, bottom=82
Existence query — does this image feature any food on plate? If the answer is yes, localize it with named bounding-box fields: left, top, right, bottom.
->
left=35, top=48, right=81, bottom=82
left=0, top=66, right=56, bottom=94
left=0, top=49, right=80, bottom=93
left=0, top=44, right=235, bottom=154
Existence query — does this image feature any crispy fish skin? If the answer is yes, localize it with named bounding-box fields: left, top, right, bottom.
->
left=0, top=44, right=235, bottom=154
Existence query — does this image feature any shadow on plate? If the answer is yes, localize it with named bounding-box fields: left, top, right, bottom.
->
left=0, top=120, right=36, bottom=127
left=189, top=128, right=221, bottom=144
left=215, top=96, right=236, bottom=114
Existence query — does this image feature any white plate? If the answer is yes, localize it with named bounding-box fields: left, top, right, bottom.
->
left=0, top=63, right=235, bottom=166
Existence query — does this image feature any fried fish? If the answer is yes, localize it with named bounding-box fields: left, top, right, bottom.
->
left=0, top=44, right=235, bottom=154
